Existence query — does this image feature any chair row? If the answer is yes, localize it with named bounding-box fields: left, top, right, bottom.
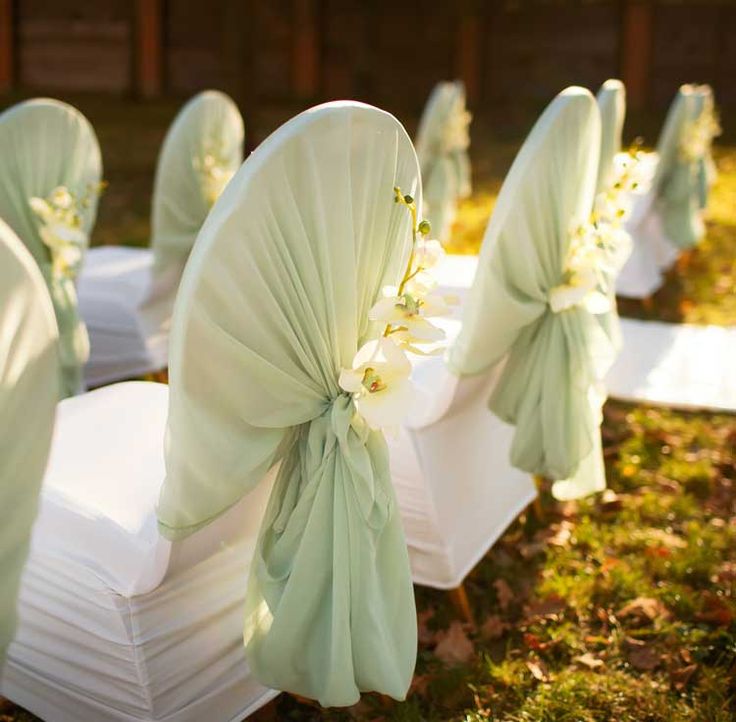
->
left=0, top=80, right=720, bottom=720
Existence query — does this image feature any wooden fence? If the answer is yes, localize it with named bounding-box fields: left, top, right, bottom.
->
left=0, top=0, right=734, bottom=115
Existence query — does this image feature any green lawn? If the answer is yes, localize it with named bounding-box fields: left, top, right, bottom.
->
left=1, top=99, right=734, bottom=722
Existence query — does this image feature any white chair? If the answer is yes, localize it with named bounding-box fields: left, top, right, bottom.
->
left=389, top=87, right=611, bottom=599
left=2, top=100, right=421, bottom=717
left=0, top=98, right=102, bottom=397
left=616, top=84, right=702, bottom=299
left=77, top=90, right=244, bottom=387
left=0, top=220, right=58, bottom=666
left=415, top=81, right=472, bottom=244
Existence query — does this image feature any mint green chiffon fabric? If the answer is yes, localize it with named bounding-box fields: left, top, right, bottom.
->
left=0, top=220, right=58, bottom=665
left=447, top=88, right=611, bottom=500
left=150, top=90, right=244, bottom=291
left=695, top=85, right=717, bottom=211
left=653, top=85, right=704, bottom=250
left=0, top=99, right=101, bottom=397
left=596, top=79, right=625, bottom=194
left=415, top=81, right=471, bottom=242
left=157, top=102, right=418, bottom=706
left=596, top=79, right=627, bottom=352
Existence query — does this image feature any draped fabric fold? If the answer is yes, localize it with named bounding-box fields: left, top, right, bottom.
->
left=596, top=79, right=625, bottom=194
left=0, top=99, right=101, bottom=397
left=150, top=90, right=244, bottom=296
left=0, top=220, right=59, bottom=663
left=595, top=78, right=628, bottom=352
left=157, top=102, right=419, bottom=705
left=415, top=81, right=472, bottom=242
left=694, top=85, right=718, bottom=211
left=448, top=88, right=612, bottom=497
left=653, top=85, right=705, bottom=250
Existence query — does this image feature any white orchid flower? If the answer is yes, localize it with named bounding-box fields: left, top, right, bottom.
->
left=338, top=338, right=415, bottom=429
left=49, top=186, right=73, bottom=209
left=413, top=238, right=445, bottom=271
left=549, top=267, right=611, bottom=315
left=29, top=196, right=53, bottom=221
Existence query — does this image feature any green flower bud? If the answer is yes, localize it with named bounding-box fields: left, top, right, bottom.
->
left=418, top=220, right=431, bottom=236
left=403, top=194, right=414, bottom=205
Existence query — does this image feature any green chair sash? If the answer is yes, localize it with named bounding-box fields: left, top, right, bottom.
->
left=448, top=88, right=612, bottom=499
left=156, top=102, right=418, bottom=706
left=415, top=81, right=472, bottom=241
left=0, top=219, right=58, bottom=663
left=150, top=90, right=244, bottom=291
left=0, top=99, right=101, bottom=397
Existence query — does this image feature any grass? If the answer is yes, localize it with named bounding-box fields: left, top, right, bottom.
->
left=1, top=99, right=735, bottom=722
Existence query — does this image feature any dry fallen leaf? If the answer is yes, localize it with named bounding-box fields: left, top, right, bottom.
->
left=526, top=657, right=551, bottom=682
left=696, top=592, right=734, bottom=627
left=617, top=597, right=670, bottom=625
left=523, top=596, right=567, bottom=623
left=573, top=652, right=605, bottom=670
left=434, top=621, right=475, bottom=665
left=493, top=578, right=515, bottom=611
left=417, top=608, right=437, bottom=647
left=670, top=663, right=698, bottom=691
left=626, top=638, right=661, bottom=671
left=480, top=614, right=509, bottom=640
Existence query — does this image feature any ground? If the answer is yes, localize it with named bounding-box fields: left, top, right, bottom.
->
left=1, top=98, right=734, bottom=722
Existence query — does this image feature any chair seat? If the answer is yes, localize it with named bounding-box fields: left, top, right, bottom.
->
left=391, top=316, right=536, bottom=589
left=3, top=381, right=278, bottom=721
left=32, top=381, right=172, bottom=596
left=78, top=247, right=171, bottom=386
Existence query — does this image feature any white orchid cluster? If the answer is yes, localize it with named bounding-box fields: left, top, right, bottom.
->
left=680, top=104, right=721, bottom=163
left=30, top=183, right=105, bottom=281
left=550, top=148, right=646, bottom=315
left=194, top=142, right=236, bottom=206
left=338, top=187, right=456, bottom=430
left=440, top=101, right=472, bottom=155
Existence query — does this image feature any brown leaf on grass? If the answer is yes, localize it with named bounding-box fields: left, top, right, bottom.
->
left=600, top=489, right=623, bottom=511
left=713, top=561, right=736, bottom=584
left=696, top=592, right=735, bottom=626
left=617, top=597, right=670, bottom=625
left=573, top=652, right=605, bottom=670
left=417, top=608, right=436, bottom=647
left=526, top=657, right=551, bottom=682
left=625, top=638, right=661, bottom=671
left=536, top=521, right=574, bottom=547
left=480, top=614, right=509, bottom=640
left=434, top=621, right=475, bottom=665
left=646, top=528, right=687, bottom=548
left=408, top=673, right=433, bottom=696
left=518, top=539, right=546, bottom=559
left=523, top=596, right=567, bottom=623
left=558, top=500, right=579, bottom=518
left=493, top=578, right=515, bottom=611
left=670, top=663, right=698, bottom=691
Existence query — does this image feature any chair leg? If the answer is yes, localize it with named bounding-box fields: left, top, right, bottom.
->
left=676, top=250, right=692, bottom=275
left=531, top=474, right=545, bottom=521
left=448, top=583, right=475, bottom=627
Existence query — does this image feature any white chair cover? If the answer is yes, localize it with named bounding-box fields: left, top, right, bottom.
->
left=447, top=87, right=611, bottom=500
left=0, top=220, right=58, bottom=665
left=1, top=382, right=279, bottom=722
left=78, top=90, right=244, bottom=386
left=0, top=98, right=102, bottom=397
left=415, top=81, right=472, bottom=243
left=157, top=102, right=419, bottom=706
